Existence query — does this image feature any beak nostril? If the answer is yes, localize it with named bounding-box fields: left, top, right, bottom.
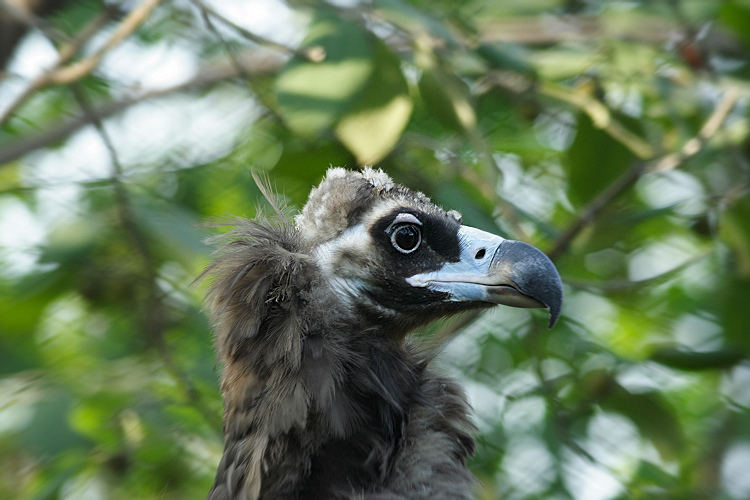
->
left=475, top=248, right=486, bottom=260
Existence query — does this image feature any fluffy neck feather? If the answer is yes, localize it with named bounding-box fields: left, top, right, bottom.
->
left=203, top=217, right=426, bottom=499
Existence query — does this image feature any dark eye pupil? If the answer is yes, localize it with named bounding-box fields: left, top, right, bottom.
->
left=393, top=225, right=420, bottom=253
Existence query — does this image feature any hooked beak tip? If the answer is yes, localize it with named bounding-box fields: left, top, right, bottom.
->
left=547, top=301, right=562, bottom=329
left=489, top=240, right=563, bottom=329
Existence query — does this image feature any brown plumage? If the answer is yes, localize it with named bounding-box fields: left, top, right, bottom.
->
left=202, top=168, right=562, bottom=499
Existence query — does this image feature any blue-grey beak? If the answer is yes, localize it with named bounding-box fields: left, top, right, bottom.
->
left=406, top=226, right=563, bottom=328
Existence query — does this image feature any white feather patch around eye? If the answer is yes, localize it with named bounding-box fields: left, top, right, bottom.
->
left=312, top=223, right=370, bottom=274
left=386, top=213, right=422, bottom=232
left=328, top=276, right=367, bottom=308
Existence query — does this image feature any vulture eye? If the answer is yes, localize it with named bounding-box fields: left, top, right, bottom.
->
left=391, top=224, right=421, bottom=254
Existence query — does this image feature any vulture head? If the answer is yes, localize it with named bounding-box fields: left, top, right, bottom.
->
left=203, top=167, right=562, bottom=500
left=296, top=168, right=561, bottom=332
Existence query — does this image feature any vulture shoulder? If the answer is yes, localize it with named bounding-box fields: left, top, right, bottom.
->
left=202, top=167, right=562, bottom=499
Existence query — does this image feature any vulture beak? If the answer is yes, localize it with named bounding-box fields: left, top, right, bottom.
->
left=406, top=226, right=563, bottom=328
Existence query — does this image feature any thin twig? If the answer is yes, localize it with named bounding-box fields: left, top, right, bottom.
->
left=648, top=88, right=741, bottom=173
left=194, top=1, right=249, bottom=80
left=547, top=87, right=740, bottom=261
left=457, top=162, right=529, bottom=242
left=399, top=132, right=529, bottom=240
left=0, top=0, right=68, bottom=44
left=483, top=72, right=663, bottom=164
left=565, top=251, right=713, bottom=293
left=0, top=50, right=284, bottom=166
left=539, top=81, right=656, bottom=160
left=48, top=0, right=162, bottom=85
left=191, top=0, right=323, bottom=61
left=547, top=162, right=644, bottom=261
left=0, top=7, right=115, bottom=125
left=191, top=0, right=293, bottom=124
left=71, top=83, right=221, bottom=431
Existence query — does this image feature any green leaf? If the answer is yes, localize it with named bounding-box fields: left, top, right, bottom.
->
left=629, top=459, right=680, bottom=490
left=0, top=162, right=22, bottom=191
left=565, top=112, right=640, bottom=207
left=720, top=196, right=750, bottom=352
left=335, top=41, right=413, bottom=165
left=275, top=13, right=374, bottom=136
left=720, top=193, right=750, bottom=277
left=69, top=397, right=126, bottom=449
left=50, top=0, right=102, bottom=35
left=374, top=0, right=457, bottom=44
left=418, top=67, right=476, bottom=132
left=650, top=347, right=745, bottom=371
left=601, top=383, right=684, bottom=461
left=721, top=276, right=750, bottom=352
left=475, top=43, right=536, bottom=77
left=434, top=181, right=502, bottom=235
left=133, top=198, right=209, bottom=266
left=273, top=141, right=353, bottom=198
left=718, top=1, right=750, bottom=49
left=22, top=388, right=90, bottom=458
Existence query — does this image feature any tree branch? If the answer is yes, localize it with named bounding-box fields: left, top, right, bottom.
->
left=648, top=87, right=741, bottom=173
left=0, top=0, right=73, bottom=72
left=547, top=87, right=740, bottom=261
left=0, top=6, right=114, bottom=124
left=70, top=82, right=221, bottom=431
left=0, top=50, right=284, bottom=166
left=539, top=81, right=656, bottom=159
left=191, top=0, right=323, bottom=62
left=547, top=162, right=644, bottom=261
left=48, top=0, right=162, bottom=85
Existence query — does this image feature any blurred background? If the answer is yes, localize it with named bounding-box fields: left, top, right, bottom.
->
left=1, top=0, right=750, bottom=499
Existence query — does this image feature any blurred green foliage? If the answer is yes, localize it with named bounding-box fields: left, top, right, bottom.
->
left=1, top=0, right=750, bottom=499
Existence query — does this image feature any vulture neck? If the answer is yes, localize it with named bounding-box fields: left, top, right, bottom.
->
left=205, top=219, right=437, bottom=498
left=291, top=285, right=427, bottom=497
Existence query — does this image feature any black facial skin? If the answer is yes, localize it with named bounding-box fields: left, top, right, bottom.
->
left=371, top=208, right=461, bottom=264
left=360, top=207, right=489, bottom=328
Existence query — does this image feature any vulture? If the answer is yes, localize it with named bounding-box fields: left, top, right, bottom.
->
left=202, top=167, right=562, bottom=500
